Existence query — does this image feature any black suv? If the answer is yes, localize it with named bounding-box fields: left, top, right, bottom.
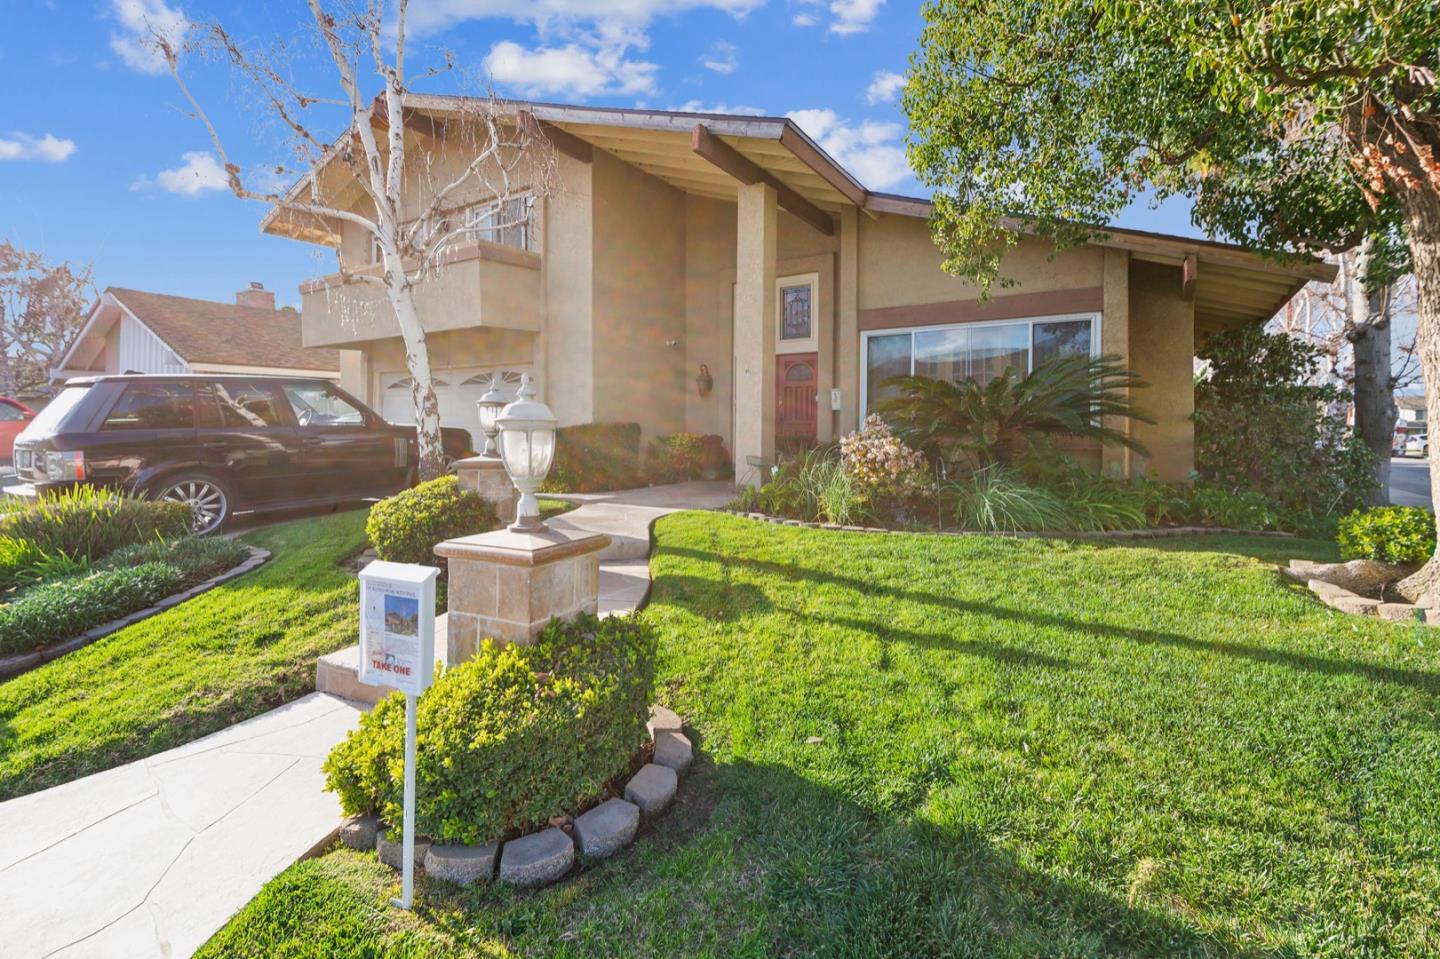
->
left=13, top=374, right=468, bottom=533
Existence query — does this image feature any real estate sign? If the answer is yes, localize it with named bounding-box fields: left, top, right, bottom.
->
left=358, top=560, right=438, bottom=696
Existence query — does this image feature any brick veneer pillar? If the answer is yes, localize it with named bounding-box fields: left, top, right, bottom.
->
left=454, top=456, right=519, bottom=525
left=434, top=526, right=610, bottom=662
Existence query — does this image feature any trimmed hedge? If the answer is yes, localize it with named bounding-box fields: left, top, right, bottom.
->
left=1337, top=505, right=1436, bottom=564
left=365, top=476, right=498, bottom=565
left=0, top=485, right=192, bottom=566
left=647, top=432, right=731, bottom=484
left=324, top=612, right=656, bottom=845
left=542, top=421, right=645, bottom=493
left=0, top=536, right=247, bottom=657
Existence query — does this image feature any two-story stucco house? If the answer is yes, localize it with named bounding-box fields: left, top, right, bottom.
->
left=263, top=98, right=1334, bottom=484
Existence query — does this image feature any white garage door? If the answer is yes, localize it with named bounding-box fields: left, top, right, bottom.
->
left=380, top=367, right=533, bottom=450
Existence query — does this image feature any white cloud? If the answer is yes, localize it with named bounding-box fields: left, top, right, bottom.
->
left=701, top=40, right=737, bottom=74
left=484, top=40, right=658, bottom=97
left=0, top=132, right=76, bottom=163
left=829, top=0, right=883, bottom=34
left=787, top=108, right=909, bottom=190
left=792, top=13, right=818, bottom=26
left=132, top=151, right=228, bottom=196
left=669, top=100, right=767, bottom=116
left=109, top=0, right=189, bottom=75
left=404, top=1, right=764, bottom=38
left=865, top=70, right=905, bottom=104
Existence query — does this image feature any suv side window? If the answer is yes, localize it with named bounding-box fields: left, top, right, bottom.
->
left=200, top=380, right=287, bottom=428
left=0, top=401, right=27, bottom=422
left=282, top=382, right=367, bottom=428
left=101, top=382, right=194, bottom=431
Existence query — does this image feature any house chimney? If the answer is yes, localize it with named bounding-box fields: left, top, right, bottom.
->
left=235, top=281, right=276, bottom=311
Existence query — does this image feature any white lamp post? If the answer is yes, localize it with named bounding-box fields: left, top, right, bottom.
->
left=496, top=373, right=557, bottom=532
left=475, top=382, right=508, bottom=459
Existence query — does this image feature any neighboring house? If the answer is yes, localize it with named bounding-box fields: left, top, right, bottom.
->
left=1397, top=395, right=1426, bottom=426
left=264, top=98, right=1334, bottom=484
left=55, top=284, right=340, bottom=385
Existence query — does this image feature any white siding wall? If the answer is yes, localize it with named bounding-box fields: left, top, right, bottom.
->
left=118, top=314, right=189, bottom=375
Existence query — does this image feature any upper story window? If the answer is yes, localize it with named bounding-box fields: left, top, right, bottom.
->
left=370, top=193, right=536, bottom=264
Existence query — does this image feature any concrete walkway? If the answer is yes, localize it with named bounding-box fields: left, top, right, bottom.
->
left=0, top=693, right=363, bottom=959
left=547, top=480, right=736, bottom=615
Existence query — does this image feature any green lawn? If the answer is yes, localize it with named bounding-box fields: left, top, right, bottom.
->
left=0, top=509, right=367, bottom=800
left=206, top=515, right=1438, bottom=957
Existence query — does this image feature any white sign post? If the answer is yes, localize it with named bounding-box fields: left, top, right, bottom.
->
left=357, top=560, right=439, bottom=911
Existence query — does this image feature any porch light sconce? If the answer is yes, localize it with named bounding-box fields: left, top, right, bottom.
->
left=496, top=373, right=557, bottom=533
left=696, top=363, right=714, bottom=399
left=475, top=383, right=509, bottom=459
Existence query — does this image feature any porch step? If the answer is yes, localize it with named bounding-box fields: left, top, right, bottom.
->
left=316, top=614, right=455, bottom=706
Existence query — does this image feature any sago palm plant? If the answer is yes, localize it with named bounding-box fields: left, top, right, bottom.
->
left=874, top=352, right=1153, bottom=467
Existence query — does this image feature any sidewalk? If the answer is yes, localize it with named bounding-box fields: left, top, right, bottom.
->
left=0, top=693, right=363, bottom=959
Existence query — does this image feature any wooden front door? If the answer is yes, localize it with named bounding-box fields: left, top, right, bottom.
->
left=776, top=352, right=818, bottom=450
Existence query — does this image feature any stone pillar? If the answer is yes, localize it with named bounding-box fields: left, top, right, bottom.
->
left=454, top=456, right=518, bottom=526
left=434, top=526, right=610, bottom=663
left=734, top=181, right=778, bottom=487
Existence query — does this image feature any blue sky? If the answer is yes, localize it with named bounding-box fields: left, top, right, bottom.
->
left=1, top=0, right=1201, bottom=309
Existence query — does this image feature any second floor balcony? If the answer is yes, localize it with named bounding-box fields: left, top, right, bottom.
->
left=298, top=240, right=542, bottom=348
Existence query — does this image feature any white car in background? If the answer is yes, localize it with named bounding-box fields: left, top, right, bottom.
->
left=1405, top=434, right=1428, bottom=457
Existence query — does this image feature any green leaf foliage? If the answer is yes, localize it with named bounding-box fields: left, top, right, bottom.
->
left=904, top=0, right=1421, bottom=292
left=1337, top=506, right=1437, bottom=564
left=876, top=352, right=1153, bottom=468
left=365, top=476, right=498, bottom=565
left=1195, top=326, right=1374, bottom=531
left=324, top=612, right=656, bottom=845
left=0, top=485, right=192, bottom=570
left=0, top=536, right=249, bottom=658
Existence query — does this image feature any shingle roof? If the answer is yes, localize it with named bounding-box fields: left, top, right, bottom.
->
left=107, top=288, right=339, bottom=372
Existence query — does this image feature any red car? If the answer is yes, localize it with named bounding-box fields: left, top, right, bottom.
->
left=0, top=397, right=35, bottom=462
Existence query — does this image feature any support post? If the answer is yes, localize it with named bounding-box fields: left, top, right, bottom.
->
left=734, top=181, right=778, bottom=487
left=392, top=691, right=418, bottom=910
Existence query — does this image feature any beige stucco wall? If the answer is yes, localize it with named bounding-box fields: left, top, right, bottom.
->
left=543, top=154, right=595, bottom=427
left=857, top=214, right=1105, bottom=312
left=589, top=150, right=687, bottom=439
left=684, top=195, right=736, bottom=441
left=1127, top=261, right=1196, bottom=481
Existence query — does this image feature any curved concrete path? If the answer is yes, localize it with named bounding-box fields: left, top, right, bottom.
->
left=546, top=480, right=736, bottom=615
left=0, top=693, right=362, bottom=959
left=0, top=481, right=734, bottom=958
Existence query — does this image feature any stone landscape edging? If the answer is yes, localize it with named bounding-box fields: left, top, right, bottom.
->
left=1281, top=558, right=1440, bottom=624
left=730, top=510, right=1296, bottom=540
left=340, top=703, right=693, bottom=891
left=0, top=546, right=271, bottom=681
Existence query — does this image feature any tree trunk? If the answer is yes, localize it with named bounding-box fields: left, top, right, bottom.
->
left=386, top=279, right=448, bottom=482
left=1346, top=240, right=1397, bottom=507
left=1394, top=187, right=1440, bottom=604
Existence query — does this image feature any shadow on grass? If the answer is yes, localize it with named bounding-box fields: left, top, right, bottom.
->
left=657, top=544, right=1440, bottom=696
left=714, top=758, right=1300, bottom=958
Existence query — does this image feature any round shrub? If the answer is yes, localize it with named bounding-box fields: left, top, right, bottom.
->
left=323, top=612, right=656, bottom=845
left=365, top=476, right=498, bottom=564
left=1337, top=506, right=1436, bottom=564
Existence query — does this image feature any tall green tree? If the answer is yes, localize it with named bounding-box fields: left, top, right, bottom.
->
left=906, top=0, right=1440, bottom=599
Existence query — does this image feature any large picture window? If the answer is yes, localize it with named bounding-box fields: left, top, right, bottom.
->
left=860, top=314, right=1098, bottom=416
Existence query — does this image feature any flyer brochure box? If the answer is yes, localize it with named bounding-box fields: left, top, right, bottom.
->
left=358, top=561, right=440, bottom=696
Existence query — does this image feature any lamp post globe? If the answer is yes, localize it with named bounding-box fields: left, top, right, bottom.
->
left=475, top=382, right=509, bottom=459
left=496, top=373, right=557, bottom=532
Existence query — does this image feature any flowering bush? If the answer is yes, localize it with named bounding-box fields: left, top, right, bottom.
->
left=840, top=416, right=928, bottom=489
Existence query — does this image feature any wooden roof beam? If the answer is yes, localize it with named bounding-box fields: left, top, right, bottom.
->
left=691, top=124, right=834, bottom=236
left=518, top=110, right=593, bottom=164
left=1181, top=253, right=1198, bottom=301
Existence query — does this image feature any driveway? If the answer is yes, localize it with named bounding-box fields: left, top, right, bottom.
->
left=1390, top=456, right=1432, bottom=510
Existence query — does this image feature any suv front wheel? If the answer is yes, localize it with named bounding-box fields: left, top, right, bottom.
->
left=150, top=472, right=233, bottom=535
